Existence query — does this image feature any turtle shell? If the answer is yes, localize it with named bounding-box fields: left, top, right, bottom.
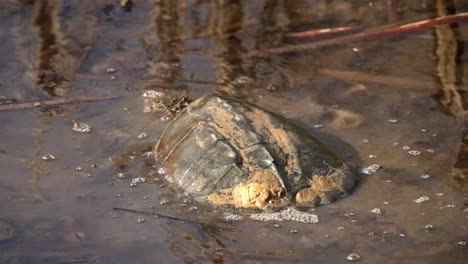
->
left=155, top=94, right=357, bottom=209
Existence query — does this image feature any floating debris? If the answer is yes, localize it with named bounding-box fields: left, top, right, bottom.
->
left=393, top=142, right=399, bottom=146
left=130, top=177, right=146, bottom=186
left=313, top=124, right=324, bottom=129
left=420, top=128, right=427, bottom=133
left=74, top=166, right=83, bottom=172
left=387, top=119, right=398, bottom=123
left=41, top=153, right=56, bottom=161
left=338, top=226, right=345, bottom=230
left=368, top=155, right=377, bottom=159
left=457, top=240, right=466, bottom=246
left=250, top=207, right=319, bottom=223
left=464, top=208, right=468, bottom=213
left=370, top=208, right=383, bottom=215
left=402, top=146, right=411, bottom=151
left=137, top=132, right=148, bottom=139
left=137, top=218, right=145, bottom=223
left=222, top=212, right=243, bottom=221
left=399, top=233, right=406, bottom=237
left=414, top=196, right=430, bottom=204
left=445, top=204, right=455, bottom=208
left=362, top=139, right=369, bottom=143
left=346, top=253, right=361, bottom=261
left=420, top=174, right=430, bottom=179
left=383, top=201, right=390, bottom=205
left=160, top=199, right=169, bottom=205
left=272, top=223, right=280, bottom=228
left=117, top=172, right=127, bottom=179
left=72, top=121, right=92, bottom=134
left=289, top=229, right=298, bottom=234
left=436, top=193, right=445, bottom=197
left=408, top=150, right=421, bottom=156
left=427, top=149, right=435, bottom=153
left=116, top=193, right=124, bottom=198
left=361, top=164, right=381, bottom=175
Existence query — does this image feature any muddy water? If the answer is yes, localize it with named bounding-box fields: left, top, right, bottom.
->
left=1, top=0, right=468, bottom=263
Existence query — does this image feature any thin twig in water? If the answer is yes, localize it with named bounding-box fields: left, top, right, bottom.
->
left=113, top=207, right=199, bottom=224
left=288, top=26, right=360, bottom=38
left=55, top=260, right=87, bottom=264
left=250, top=12, right=468, bottom=57
left=0, top=94, right=122, bottom=111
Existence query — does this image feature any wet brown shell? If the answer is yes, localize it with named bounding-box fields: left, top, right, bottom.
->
left=155, top=94, right=357, bottom=209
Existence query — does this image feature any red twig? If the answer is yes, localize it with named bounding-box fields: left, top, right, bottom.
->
left=288, top=26, right=360, bottom=38
left=0, top=94, right=122, bottom=111
left=250, top=12, right=468, bottom=57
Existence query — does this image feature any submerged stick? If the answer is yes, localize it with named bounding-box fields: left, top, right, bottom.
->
left=319, top=68, right=430, bottom=90
left=113, top=207, right=199, bottom=224
left=250, top=12, right=468, bottom=57
left=0, top=94, right=122, bottom=111
left=288, top=26, right=360, bottom=38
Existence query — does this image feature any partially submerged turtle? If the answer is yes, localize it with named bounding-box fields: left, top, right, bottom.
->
left=155, top=94, right=357, bottom=209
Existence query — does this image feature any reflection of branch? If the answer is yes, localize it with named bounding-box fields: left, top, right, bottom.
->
left=288, top=26, right=360, bottom=38
left=319, top=68, right=430, bottom=90
left=251, top=12, right=468, bottom=57
left=0, top=94, right=122, bottom=111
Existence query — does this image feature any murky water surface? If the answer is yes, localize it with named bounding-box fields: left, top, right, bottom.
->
left=1, top=0, right=468, bottom=263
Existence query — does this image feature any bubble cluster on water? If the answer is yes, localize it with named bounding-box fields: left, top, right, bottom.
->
left=137, top=132, right=148, bottom=139
left=414, top=196, right=430, bottom=204
left=361, top=164, right=381, bottom=175
left=370, top=208, right=383, bottom=215
left=159, top=199, right=169, bottom=205
left=130, top=177, right=146, bottom=186
left=105, top=67, right=117, bottom=73
left=117, top=172, right=127, bottom=179
left=420, top=174, right=430, bottom=179
left=142, top=90, right=164, bottom=99
left=72, top=121, right=92, bottom=134
left=249, top=207, right=319, bottom=223
left=457, top=240, right=466, bottom=246
left=387, top=119, right=398, bottom=123
left=408, top=150, right=421, bottom=156
left=368, top=155, right=377, bottom=159
left=424, top=224, right=434, bottom=230
left=41, top=153, right=56, bottom=160
left=74, top=166, right=83, bottom=171
left=313, top=124, right=324, bottom=129
left=346, top=253, right=361, bottom=261
left=222, top=212, right=243, bottom=221
left=234, top=76, right=253, bottom=84
left=137, top=218, right=145, bottom=223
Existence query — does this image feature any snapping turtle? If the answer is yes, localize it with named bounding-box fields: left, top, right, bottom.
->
left=155, top=94, right=357, bottom=209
